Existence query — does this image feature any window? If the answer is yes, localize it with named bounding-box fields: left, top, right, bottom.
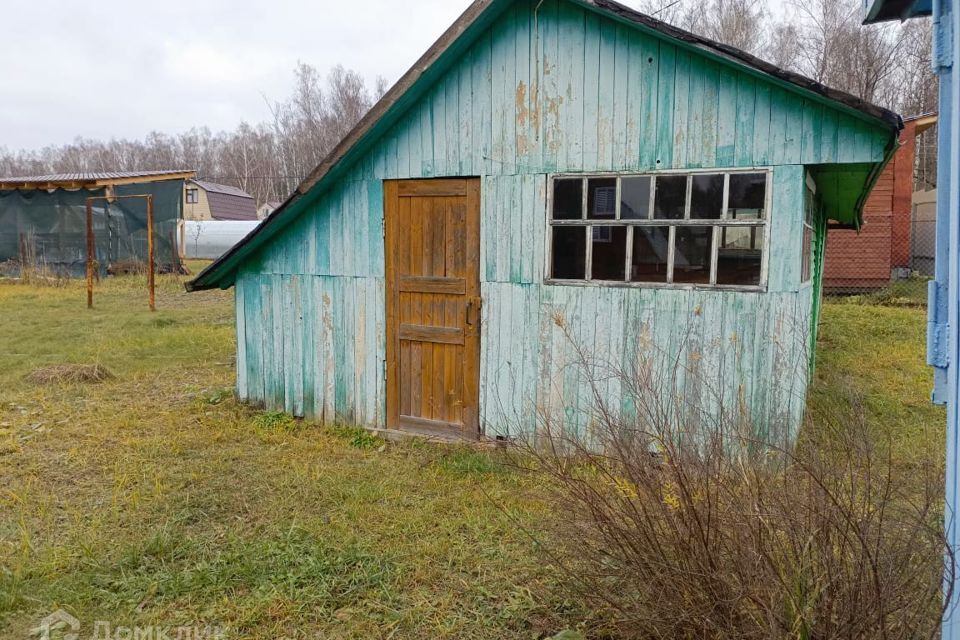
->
left=185, top=188, right=199, bottom=205
left=549, top=171, right=769, bottom=288
left=802, top=188, right=815, bottom=283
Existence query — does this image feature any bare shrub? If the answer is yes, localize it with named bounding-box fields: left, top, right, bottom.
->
left=516, top=336, right=951, bottom=639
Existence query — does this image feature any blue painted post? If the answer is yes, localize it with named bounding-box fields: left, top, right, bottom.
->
left=868, top=0, right=960, bottom=633
left=934, top=0, right=960, bottom=640
left=934, top=0, right=960, bottom=635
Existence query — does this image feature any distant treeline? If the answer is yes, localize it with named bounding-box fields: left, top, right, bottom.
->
left=0, top=0, right=938, bottom=205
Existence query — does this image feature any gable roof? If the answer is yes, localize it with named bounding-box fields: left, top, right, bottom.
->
left=188, top=0, right=902, bottom=292
left=191, top=179, right=254, bottom=200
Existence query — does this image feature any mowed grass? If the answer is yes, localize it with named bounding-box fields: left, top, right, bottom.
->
left=0, top=269, right=569, bottom=639
left=0, top=268, right=946, bottom=639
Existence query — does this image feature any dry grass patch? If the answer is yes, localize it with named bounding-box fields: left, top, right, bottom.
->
left=25, top=363, right=115, bottom=385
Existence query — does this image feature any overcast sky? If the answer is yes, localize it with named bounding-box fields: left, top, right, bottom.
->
left=2, top=0, right=790, bottom=152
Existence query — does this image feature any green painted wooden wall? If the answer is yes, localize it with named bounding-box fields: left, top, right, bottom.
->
left=232, top=0, right=887, bottom=445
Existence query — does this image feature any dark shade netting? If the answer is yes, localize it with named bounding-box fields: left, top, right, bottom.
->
left=0, top=179, right=183, bottom=277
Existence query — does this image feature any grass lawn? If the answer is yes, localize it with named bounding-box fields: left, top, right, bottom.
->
left=0, top=268, right=946, bottom=639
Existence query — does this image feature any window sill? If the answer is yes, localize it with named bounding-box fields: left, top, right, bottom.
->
left=543, top=278, right=767, bottom=294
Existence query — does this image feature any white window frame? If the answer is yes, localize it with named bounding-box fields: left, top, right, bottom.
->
left=545, top=168, right=773, bottom=292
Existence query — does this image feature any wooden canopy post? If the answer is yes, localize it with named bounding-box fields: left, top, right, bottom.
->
left=86, top=199, right=95, bottom=309
left=146, top=194, right=156, bottom=312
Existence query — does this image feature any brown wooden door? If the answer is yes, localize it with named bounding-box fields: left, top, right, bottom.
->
left=384, top=178, right=481, bottom=439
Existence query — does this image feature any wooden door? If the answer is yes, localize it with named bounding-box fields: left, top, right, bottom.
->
left=385, top=178, right=481, bottom=439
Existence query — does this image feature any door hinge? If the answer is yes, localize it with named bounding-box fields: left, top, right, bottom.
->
left=934, top=10, right=953, bottom=72
left=928, top=280, right=950, bottom=369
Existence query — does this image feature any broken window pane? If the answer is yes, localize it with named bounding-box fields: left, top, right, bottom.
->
left=654, top=175, right=687, bottom=220
left=690, top=174, right=724, bottom=219
left=591, top=226, right=627, bottom=281
left=717, top=226, right=764, bottom=286
left=673, top=226, right=713, bottom=284
left=728, top=173, right=766, bottom=220
left=552, top=226, right=587, bottom=279
left=587, top=178, right=618, bottom=219
left=620, top=176, right=651, bottom=220
left=553, top=179, right=584, bottom=220
left=631, top=226, right=670, bottom=283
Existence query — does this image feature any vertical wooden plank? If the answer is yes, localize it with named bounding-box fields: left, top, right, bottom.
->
left=784, top=94, right=803, bottom=164
left=244, top=276, right=264, bottom=406
left=459, top=46, right=475, bottom=175
left=639, top=36, right=660, bottom=169
left=581, top=11, right=602, bottom=171
left=301, top=274, right=316, bottom=421
left=491, top=6, right=515, bottom=173
left=672, top=50, right=691, bottom=168
left=800, top=100, right=821, bottom=164
left=561, top=1, right=585, bottom=171
left=701, top=60, right=719, bottom=169
left=367, top=180, right=385, bottom=278
left=685, top=54, right=704, bottom=168
left=753, top=82, right=772, bottom=166
left=514, top=0, right=533, bottom=167
left=612, top=23, right=631, bottom=170
left=539, top=0, right=561, bottom=171
left=235, top=273, right=248, bottom=401
left=656, top=43, right=676, bottom=169
left=837, top=114, right=858, bottom=163
left=483, top=176, right=498, bottom=282
left=624, top=30, right=643, bottom=170
left=715, top=64, right=736, bottom=167
left=475, top=31, right=494, bottom=175
left=734, top=74, right=756, bottom=167
left=769, top=88, right=788, bottom=166
left=509, top=176, right=524, bottom=283
left=464, top=178, right=482, bottom=438
left=384, top=182, right=399, bottom=428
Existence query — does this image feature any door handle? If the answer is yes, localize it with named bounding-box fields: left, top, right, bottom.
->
left=466, top=298, right=481, bottom=326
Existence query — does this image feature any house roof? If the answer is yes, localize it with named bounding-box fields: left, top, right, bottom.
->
left=0, top=170, right=196, bottom=190
left=862, top=0, right=932, bottom=23
left=190, top=179, right=254, bottom=200
left=187, top=0, right=902, bottom=292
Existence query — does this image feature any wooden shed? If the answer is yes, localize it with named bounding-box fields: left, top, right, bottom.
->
left=188, top=0, right=901, bottom=446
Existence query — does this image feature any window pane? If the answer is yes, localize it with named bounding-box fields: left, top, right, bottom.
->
left=587, top=178, right=617, bottom=219
left=552, top=226, right=587, bottom=279
left=690, top=174, right=724, bottom=219
left=728, top=173, right=766, bottom=220
left=631, top=226, right=670, bottom=283
left=620, top=176, right=651, bottom=220
left=717, top=226, right=764, bottom=286
left=591, top=226, right=627, bottom=281
left=654, top=175, right=687, bottom=220
left=553, top=179, right=584, bottom=220
left=673, top=226, right=713, bottom=284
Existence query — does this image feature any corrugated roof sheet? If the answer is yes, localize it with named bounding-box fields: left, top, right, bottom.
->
left=0, top=170, right=194, bottom=185
left=191, top=180, right=254, bottom=200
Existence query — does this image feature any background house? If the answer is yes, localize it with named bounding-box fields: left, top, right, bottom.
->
left=258, top=201, right=282, bottom=219
left=183, top=180, right=258, bottom=221
left=189, top=0, right=899, bottom=446
left=0, top=170, right=194, bottom=276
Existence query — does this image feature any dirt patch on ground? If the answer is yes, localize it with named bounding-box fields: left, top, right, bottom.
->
left=25, top=364, right=115, bottom=385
